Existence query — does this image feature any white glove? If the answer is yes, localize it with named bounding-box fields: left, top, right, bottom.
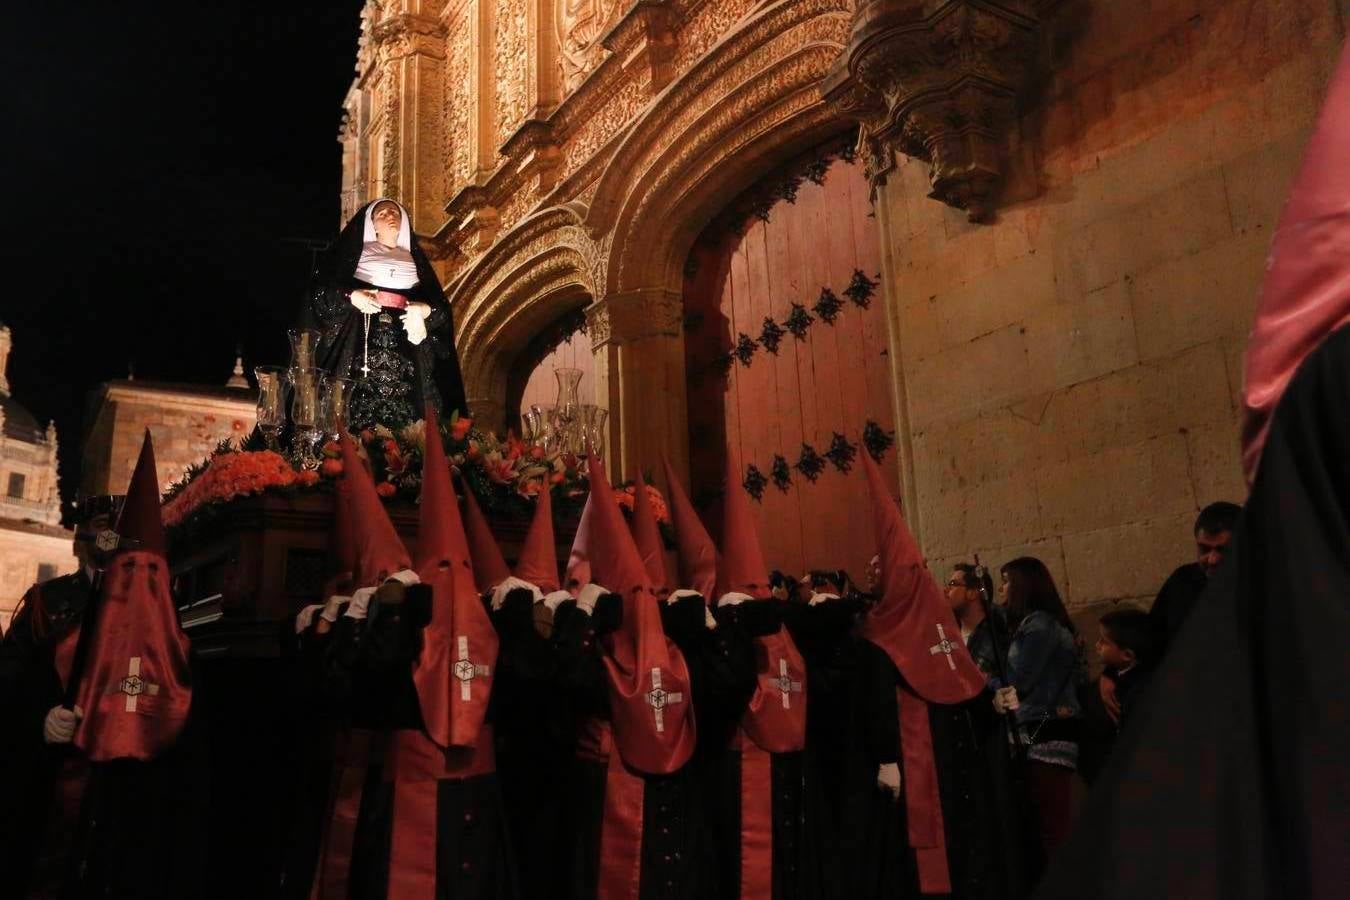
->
left=402, top=307, right=428, bottom=346
left=543, top=590, right=574, bottom=612
left=345, top=586, right=376, bottom=620
left=717, top=591, right=753, bottom=607
left=295, top=604, right=325, bottom=634
left=491, top=576, right=544, bottom=610
left=350, top=290, right=381, bottom=314
left=877, top=762, right=902, bottom=800
left=808, top=592, right=840, bottom=606
left=993, top=686, right=1020, bottom=714
left=44, top=705, right=83, bottom=745
left=320, top=593, right=349, bottom=623
left=575, top=583, right=607, bottom=615
left=386, top=569, right=420, bottom=587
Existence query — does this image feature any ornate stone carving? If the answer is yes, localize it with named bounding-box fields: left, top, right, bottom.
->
left=823, top=0, right=1053, bottom=222
left=501, top=120, right=562, bottom=192
left=556, top=0, right=624, bottom=95
left=587, top=289, right=683, bottom=348
left=372, top=11, right=448, bottom=60
left=444, top=8, right=474, bottom=189
left=495, top=0, right=530, bottom=145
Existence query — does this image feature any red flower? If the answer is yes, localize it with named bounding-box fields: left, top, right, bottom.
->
left=376, top=482, right=397, bottom=498
left=298, top=469, right=320, bottom=487
left=451, top=417, right=473, bottom=441
left=320, top=458, right=343, bottom=478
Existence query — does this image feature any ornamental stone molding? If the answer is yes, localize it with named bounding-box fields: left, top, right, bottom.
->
left=585, top=289, right=683, bottom=349
left=822, top=0, right=1058, bottom=222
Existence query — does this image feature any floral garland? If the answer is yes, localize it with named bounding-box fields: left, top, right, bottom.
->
left=740, top=420, right=896, bottom=501
left=162, top=415, right=671, bottom=533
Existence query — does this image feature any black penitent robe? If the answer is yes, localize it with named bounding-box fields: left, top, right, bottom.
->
left=0, top=573, right=208, bottom=900
left=551, top=595, right=710, bottom=900
left=313, top=593, right=517, bottom=900
left=1035, top=325, right=1350, bottom=900
left=705, top=599, right=821, bottom=900
left=303, top=201, right=469, bottom=428
left=491, top=589, right=578, bottom=900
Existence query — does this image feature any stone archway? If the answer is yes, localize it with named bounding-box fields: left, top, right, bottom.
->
left=450, top=206, right=597, bottom=431
left=580, top=0, right=855, bottom=483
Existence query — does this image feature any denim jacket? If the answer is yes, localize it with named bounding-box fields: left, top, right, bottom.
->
left=989, top=610, right=1081, bottom=725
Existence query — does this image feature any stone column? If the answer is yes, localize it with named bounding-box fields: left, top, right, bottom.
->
left=585, top=289, right=688, bottom=485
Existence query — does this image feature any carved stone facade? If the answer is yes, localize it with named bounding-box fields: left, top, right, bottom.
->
left=338, top=0, right=1345, bottom=608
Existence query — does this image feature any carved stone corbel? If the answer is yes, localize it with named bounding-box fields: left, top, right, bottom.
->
left=446, top=186, right=500, bottom=253
left=823, top=1, right=1055, bottom=222
left=602, top=1, right=676, bottom=94
left=502, top=121, right=563, bottom=193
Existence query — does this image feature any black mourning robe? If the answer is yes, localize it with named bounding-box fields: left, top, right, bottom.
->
left=303, top=201, right=470, bottom=428
left=0, top=573, right=207, bottom=900
left=313, top=592, right=517, bottom=900
left=1035, top=325, right=1350, bottom=899
left=551, top=595, right=710, bottom=900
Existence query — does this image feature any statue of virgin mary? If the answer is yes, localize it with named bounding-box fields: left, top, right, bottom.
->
left=302, top=198, right=469, bottom=431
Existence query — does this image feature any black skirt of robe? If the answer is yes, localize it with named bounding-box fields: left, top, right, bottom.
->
left=492, top=590, right=578, bottom=900
left=1035, top=325, right=1350, bottom=899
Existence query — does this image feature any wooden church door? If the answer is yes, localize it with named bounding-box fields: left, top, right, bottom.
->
left=682, top=142, right=899, bottom=585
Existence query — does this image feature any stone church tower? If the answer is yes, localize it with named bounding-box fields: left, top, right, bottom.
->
left=0, top=324, right=76, bottom=631
left=336, top=0, right=1344, bottom=610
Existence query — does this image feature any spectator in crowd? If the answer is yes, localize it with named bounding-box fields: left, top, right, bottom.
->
left=1148, top=501, right=1242, bottom=645
left=1093, top=607, right=1159, bottom=730
left=991, top=557, right=1083, bottom=859
left=1097, top=502, right=1241, bottom=724
left=946, top=563, right=1008, bottom=677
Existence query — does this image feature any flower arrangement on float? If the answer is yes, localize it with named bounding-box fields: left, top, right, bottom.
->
left=161, top=415, right=672, bottom=535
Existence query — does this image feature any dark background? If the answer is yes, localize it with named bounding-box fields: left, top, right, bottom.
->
left=1, top=2, right=366, bottom=517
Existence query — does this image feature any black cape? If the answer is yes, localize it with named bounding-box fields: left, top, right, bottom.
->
left=1035, top=324, right=1350, bottom=899
left=303, top=201, right=470, bottom=422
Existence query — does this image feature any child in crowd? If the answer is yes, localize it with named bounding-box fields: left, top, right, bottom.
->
left=1094, top=607, right=1158, bottom=729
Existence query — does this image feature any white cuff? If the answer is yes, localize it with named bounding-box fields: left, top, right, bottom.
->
left=717, top=591, right=754, bottom=607
left=543, top=589, right=574, bottom=612
left=294, top=604, right=325, bottom=634
left=320, top=594, right=350, bottom=623
left=575, top=582, right=607, bottom=615
left=491, top=576, right=544, bottom=610
left=704, top=607, right=718, bottom=630
left=667, top=588, right=703, bottom=605
left=808, top=591, right=840, bottom=606
left=345, top=587, right=376, bottom=620
left=385, top=569, right=420, bottom=587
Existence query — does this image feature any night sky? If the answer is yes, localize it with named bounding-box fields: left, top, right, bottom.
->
left=1, top=2, right=365, bottom=513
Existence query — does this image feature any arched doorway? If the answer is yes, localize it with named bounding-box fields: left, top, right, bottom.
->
left=683, top=140, right=898, bottom=583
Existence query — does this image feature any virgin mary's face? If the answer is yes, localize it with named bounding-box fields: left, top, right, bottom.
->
left=372, top=202, right=402, bottom=246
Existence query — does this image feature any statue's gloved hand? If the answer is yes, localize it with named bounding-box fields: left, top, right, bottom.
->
left=403, top=306, right=429, bottom=345
left=350, top=289, right=381, bottom=314
left=876, top=762, right=902, bottom=800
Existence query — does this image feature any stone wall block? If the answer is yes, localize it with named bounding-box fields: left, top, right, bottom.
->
left=1061, top=511, right=1195, bottom=607
left=1129, top=232, right=1268, bottom=362
left=1035, top=433, right=1196, bottom=536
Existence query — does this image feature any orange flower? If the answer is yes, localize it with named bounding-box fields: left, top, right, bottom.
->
left=298, top=469, right=320, bottom=487
left=320, top=458, right=344, bottom=478
left=451, top=417, right=473, bottom=441
left=376, top=482, right=397, bottom=498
